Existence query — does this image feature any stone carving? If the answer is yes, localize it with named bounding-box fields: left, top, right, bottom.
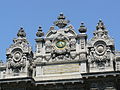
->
left=17, top=27, right=26, bottom=37
left=54, top=13, right=70, bottom=28
left=70, top=38, right=76, bottom=51
left=6, top=28, right=33, bottom=75
left=70, top=52, right=77, bottom=59
left=8, top=48, right=25, bottom=68
left=44, top=32, right=77, bottom=62
left=45, top=39, right=52, bottom=53
left=34, top=26, right=45, bottom=63
left=51, top=34, right=70, bottom=61
left=34, top=14, right=80, bottom=63
left=0, top=14, right=119, bottom=90
left=36, top=26, right=44, bottom=37
left=33, top=14, right=116, bottom=73
left=81, top=40, right=84, bottom=49
left=78, top=22, right=87, bottom=33
left=77, top=22, right=87, bottom=61
left=88, top=20, right=115, bottom=70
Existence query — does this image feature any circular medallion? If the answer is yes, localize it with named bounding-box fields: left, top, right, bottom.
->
left=94, top=41, right=106, bottom=56
left=95, top=44, right=105, bottom=55
left=13, top=51, right=22, bottom=62
left=56, top=40, right=66, bottom=48
left=97, top=45, right=104, bottom=53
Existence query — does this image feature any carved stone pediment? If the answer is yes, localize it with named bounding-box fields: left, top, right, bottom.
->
left=87, top=20, right=115, bottom=70
left=7, top=44, right=32, bottom=69
left=6, top=28, right=33, bottom=75
left=44, top=33, right=77, bottom=62
left=35, top=14, right=79, bottom=63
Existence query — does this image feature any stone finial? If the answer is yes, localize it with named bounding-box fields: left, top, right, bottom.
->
left=36, top=26, right=44, bottom=37
left=17, top=27, right=26, bottom=38
left=53, top=13, right=70, bottom=28
left=96, top=20, right=106, bottom=30
left=78, top=22, right=87, bottom=33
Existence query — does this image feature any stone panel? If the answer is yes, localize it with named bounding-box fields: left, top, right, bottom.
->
left=43, top=63, right=80, bottom=75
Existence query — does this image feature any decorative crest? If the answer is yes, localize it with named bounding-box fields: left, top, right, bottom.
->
left=54, top=13, right=70, bottom=28
left=78, top=22, right=87, bottom=33
left=17, top=28, right=26, bottom=38
left=36, top=26, right=44, bottom=37
left=96, top=20, right=106, bottom=30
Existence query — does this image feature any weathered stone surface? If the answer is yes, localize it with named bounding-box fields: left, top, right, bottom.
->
left=0, top=14, right=120, bottom=90
left=43, top=63, right=80, bottom=75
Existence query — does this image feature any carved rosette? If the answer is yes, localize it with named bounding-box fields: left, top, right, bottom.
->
left=7, top=48, right=26, bottom=68
left=89, top=41, right=109, bottom=61
left=94, top=41, right=106, bottom=59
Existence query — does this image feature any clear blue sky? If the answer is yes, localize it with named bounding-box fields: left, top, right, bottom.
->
left=0, top=0, right=120, bottom=61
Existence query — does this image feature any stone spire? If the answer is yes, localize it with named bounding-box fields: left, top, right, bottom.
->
left=17, top=27, right=26, bottom=38
left=36, top=26, right=44, bottom=37
left=54, top=13, right=70, bottom=28
left=93, top=20, right=108, bottom=38
left=78, top=22, right=87, bottom=33
left=96, top=20, right=106, bottom=30
left=13, top=27, right=29, bottom=44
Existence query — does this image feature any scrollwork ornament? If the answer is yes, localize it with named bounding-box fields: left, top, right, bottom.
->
left=70, top=40, right=76, bottom=50
left=89, top=45, right=112, bottom=68
left=9, top=55, right=26, bottom=69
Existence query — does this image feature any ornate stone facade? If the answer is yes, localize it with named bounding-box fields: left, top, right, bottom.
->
left=0, top=13, right=120, bottom=90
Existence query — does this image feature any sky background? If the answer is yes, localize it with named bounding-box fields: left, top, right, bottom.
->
left=0, top=0, right=120, bottom=62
